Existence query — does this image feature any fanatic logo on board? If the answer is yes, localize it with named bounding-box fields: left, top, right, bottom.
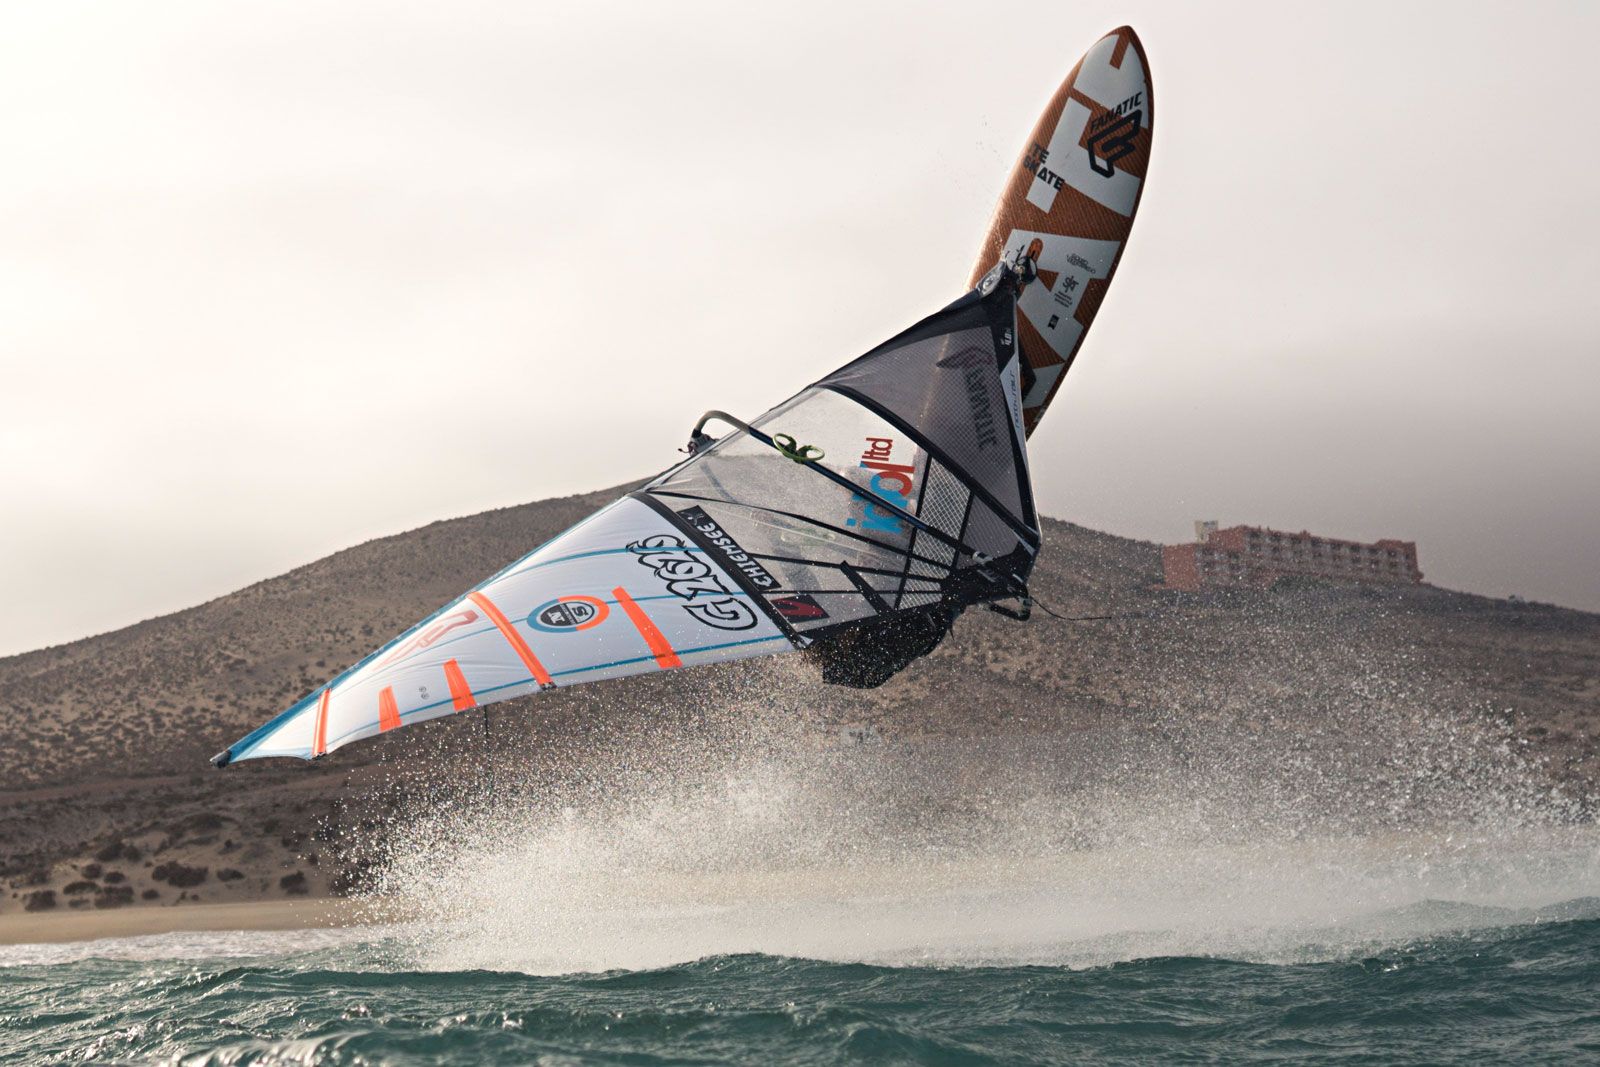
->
left=1085, top=93, right=1142, bottom=177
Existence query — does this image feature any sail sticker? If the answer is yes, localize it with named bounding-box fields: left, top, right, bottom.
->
left=628, top=533, right=759, bottom=631
left=466, top=590, right=554, bottom=687
left=613, top=586, right=684, bottom=668
left=443, top=658, right=476, bottom=711
left=674, top=505, right=778, bottom=590
left=529, top=596, right=610, bottom=633
left=311, top=689, right=331, bottom=757
left=376, top=608, right=479, bottom=667
left=772, top=593, right=829, bottom=621
left=845, top=436, right=921, bottom=535
left=378, top=686, right=401, bottom=733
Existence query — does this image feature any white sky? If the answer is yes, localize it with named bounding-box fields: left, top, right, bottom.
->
left=2, top=1, right=1596, bottom=656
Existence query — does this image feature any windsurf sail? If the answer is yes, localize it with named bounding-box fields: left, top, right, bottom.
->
left=213, top=261, right=1041, bottom=766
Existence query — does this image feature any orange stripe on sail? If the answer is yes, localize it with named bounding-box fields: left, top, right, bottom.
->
left=312, top=689, right=331, bottom=757
left=443, top=658, right=476, bottom=712
left=466, top=590, right=554, bottom=688
left=378, top=686, right=401, bottom=733
left=613, top=586, right=682, bottom=670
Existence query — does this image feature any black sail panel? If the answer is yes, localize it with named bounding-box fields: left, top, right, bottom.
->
left=816, top=286, right=1037, bottom=538
left=643, top=278, right=1038, bottom=681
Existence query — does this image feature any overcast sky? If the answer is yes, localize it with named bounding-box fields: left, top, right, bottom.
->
left=2, top=1, right=1596, bottom=657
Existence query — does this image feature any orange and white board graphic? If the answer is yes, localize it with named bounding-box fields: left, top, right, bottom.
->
left=968, top=26, right=1152, bottom=435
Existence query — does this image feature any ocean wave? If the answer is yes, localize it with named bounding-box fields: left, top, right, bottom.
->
left=4, top=916, right=1600, bottom=1066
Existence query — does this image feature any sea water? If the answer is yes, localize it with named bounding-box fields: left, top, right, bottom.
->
left=3, top=884, right=1599, bottom=1063
left=6, top=693, right=1599, bottom=1064
left=5, top=801, right=1600, bottom=1063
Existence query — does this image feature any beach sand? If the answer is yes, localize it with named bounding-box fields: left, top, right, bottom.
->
left=0, top=898, right=366, bottom=946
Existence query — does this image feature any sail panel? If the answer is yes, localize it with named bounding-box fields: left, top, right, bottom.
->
left=817, top=307, right=1034, bottom=534
left=651, top=388, right=929, bottom=559
left=222, top=497, right=793, bottom=763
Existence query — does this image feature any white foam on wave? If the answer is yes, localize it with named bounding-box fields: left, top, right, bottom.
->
left=0, top=925, right=377, bottom=968
left=364, top=682, right=1600, bottom=975
left=27, top=669, right=1585, bottom=977
left=389, top=821, right=1600, bottom=974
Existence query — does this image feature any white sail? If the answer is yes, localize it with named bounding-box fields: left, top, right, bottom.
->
left=219, top=497, right=794, bottom=762
left=216, top=265, right=1040, bottom=765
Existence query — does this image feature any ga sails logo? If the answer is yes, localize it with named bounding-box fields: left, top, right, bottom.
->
left=529, top=596, right=609, bottom=633
left=846, top=436, right=919, bottom=535
left=627, top=534, right=758, bottom=631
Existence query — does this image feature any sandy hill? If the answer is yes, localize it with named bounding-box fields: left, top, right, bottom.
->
left=2, top=484, right=1596, bottom=917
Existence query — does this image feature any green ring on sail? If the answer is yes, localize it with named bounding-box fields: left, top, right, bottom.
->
left=772, top=433, right=824, bottom=464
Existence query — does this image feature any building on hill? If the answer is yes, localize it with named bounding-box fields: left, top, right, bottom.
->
left=1161, top=520, right=1422, bottom=592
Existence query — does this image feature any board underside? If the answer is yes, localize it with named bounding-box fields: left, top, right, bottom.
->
left=968, top=26, right=1152, bottom=436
